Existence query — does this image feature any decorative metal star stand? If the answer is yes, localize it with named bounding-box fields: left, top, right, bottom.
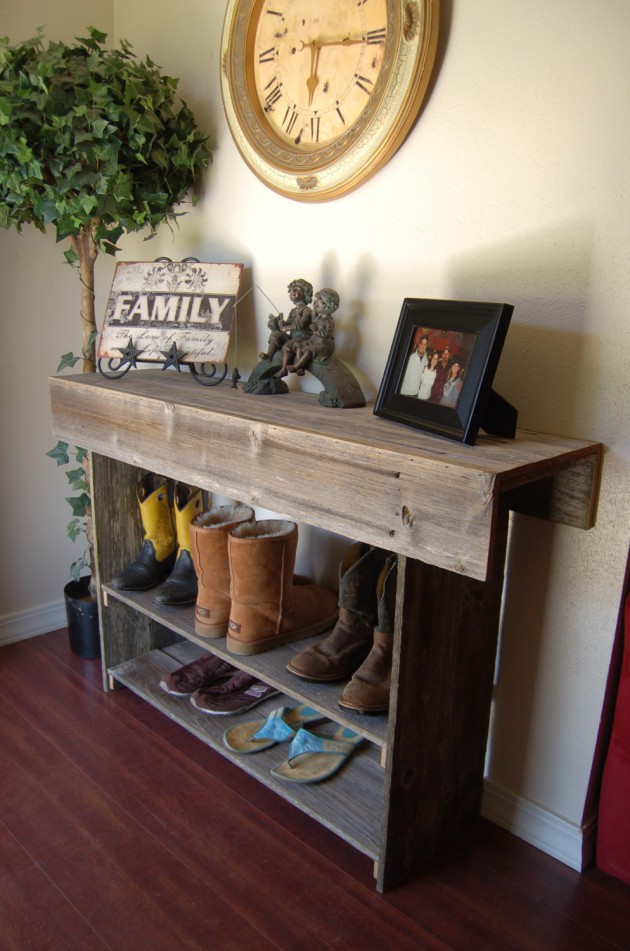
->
left=97, top=337, right=229, bottom=386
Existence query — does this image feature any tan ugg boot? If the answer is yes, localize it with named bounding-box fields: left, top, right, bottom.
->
left=338, top=555, right=398, bottom=714
left=226, top=519, right=338, bottom=655
left=286, top=541, right=388, bottom=682
left=154, top=483, right=204, bottom=605
left=189, top=503, right=255, bottom=638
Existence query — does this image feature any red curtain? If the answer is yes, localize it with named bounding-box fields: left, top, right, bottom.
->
left=597, top=591, right=630, bottom=885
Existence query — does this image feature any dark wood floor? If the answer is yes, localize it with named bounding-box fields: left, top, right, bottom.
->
left=1, top=629, right=629, bottom=951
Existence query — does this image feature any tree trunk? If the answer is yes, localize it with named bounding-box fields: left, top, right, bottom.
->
left=71, top=219, right=100, bottom=374
left=69, top=220, right=100, bottom=595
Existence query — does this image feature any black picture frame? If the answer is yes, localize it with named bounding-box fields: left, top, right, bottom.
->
left=374, top=298, right=515, bottom=445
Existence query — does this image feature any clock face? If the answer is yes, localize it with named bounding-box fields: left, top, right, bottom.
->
left=221, top=0, right=439, bottom=200
left=253, top=0, right=388, bottom=150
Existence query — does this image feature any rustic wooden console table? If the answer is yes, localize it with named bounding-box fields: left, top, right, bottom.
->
left=50, top=370, right=601, bottom=891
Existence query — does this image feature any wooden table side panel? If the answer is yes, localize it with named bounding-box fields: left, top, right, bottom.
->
left=91, top=453, right=179, bottom=685
left=378, top=502, right=510, bottom=891
left=502, top=449, right=602, bottom=530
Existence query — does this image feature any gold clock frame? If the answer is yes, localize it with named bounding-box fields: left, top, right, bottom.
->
left=220, top=0, right=440, bottom=201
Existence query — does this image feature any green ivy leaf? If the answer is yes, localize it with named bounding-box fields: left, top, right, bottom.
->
left=63, top=245, right=79, bottom=266
left=47, top=441, right=70, bottom=466
left=67, top=518, right=84, bottom=542
left=66, top=467, right=88, bottom=491
left=57, top=351, right=80, bottom=371
left=66, top=492, right=89, bottom=518
left=70, top=555, right=89, bottom=581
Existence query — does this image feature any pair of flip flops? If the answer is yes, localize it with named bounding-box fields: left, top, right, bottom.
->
left=223, top=704, right=364, bottom=784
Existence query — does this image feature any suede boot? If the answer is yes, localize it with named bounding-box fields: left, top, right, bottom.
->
left=155, top=483, right=204, bottom=605
left=110, top=474, right=176, bottom=591
left=339, top=555, right=398, bottom=713
left=226, top=519, right=338, bottom=656
left=189, top=503, right=255, bottom=638
left=286, top=541, right=388, bottom=682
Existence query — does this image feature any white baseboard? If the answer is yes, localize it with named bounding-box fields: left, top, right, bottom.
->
left=482, top=779, right=593, bottom=872
left=0, top=600, right=66, bottom=646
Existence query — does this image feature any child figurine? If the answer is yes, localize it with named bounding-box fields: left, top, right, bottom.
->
left=259, top=278, right=313, bottom=362
left=280, top=287, right=339, bottom=377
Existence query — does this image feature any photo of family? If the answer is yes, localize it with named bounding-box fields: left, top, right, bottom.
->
left=399, top=327, right=476, bottom=408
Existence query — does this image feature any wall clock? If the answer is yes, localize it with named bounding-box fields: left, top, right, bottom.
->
left=220, top=0, right=440, bottom=201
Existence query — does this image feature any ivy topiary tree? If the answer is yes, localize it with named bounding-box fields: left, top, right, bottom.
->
left=0, top=25, right=210, bottom=371
left=0, top=26, right=210, bottom=585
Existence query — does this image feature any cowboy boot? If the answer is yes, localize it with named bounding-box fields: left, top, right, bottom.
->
left=188, top=503, right=255, bottom=637
left=286, top=541, right=388, bottom=682
left=110, top=474, right=176, bottom=591
left=154, top=483, right=204, bottom=605
left=338, top=554, right=398, bottom=714
left=226, top=519, right=338, bottom=656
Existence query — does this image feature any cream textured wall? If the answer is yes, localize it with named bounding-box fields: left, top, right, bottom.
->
left=1, top=0, right=628, bottom=865
left=0, top=3, right=115, bottom=637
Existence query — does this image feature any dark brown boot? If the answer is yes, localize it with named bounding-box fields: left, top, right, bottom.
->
left=338, top=555, right=398, bottom=713
left=286, top=541, right=388, bottom=682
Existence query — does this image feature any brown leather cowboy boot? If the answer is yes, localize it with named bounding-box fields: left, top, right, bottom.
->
left=286, top=541, right=388, bottom=682
left=338, top=554, right=398, bottom=713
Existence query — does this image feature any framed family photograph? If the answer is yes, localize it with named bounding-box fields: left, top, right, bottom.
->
left=374, top=298, right=515, bottom=445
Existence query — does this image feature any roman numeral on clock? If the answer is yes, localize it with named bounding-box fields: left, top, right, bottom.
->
left=282, top=106, right=299, bottom=134
left=259, top=47, right=276, bottom=64
left=265, top=84, right=283, bottom=109
left=367, top=28, right=386, bottom=44
left=355, top=74, right=374, bottom=95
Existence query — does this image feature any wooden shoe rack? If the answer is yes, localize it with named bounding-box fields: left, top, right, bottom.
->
left=50, top=370, right=602, bottom=891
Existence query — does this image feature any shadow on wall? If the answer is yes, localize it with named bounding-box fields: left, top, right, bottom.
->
left=447, top=220, right=594, bottom=798
left=447, top=218, right=594, bottom=437
left=328, top=251, right=380, bottom=400
left=485, top=511, right=557, bottom=798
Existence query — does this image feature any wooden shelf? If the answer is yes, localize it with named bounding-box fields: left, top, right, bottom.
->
left=103, top=584, right=388, bottom=748
left=109, top=640, right=384, bottom=860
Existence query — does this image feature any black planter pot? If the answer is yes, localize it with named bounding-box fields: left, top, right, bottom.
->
left=64, top=576, right=100, bottom=659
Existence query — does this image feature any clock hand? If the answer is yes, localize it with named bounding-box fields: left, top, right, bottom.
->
left=306, top=45, right=321, bottom=106
left=300, top=36, right=365, bottom=105
left=300, top=36, right=365, bottom=51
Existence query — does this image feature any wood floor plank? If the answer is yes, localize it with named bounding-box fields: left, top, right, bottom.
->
left=384, top=820, right=629, bottom=951
left=0, top=697, right=275, bottom=951
left=0, top=640, right=445, bottom=950
left=0, top=821, right=111, bottom=951
left=2, top=631, right=629, bottom=951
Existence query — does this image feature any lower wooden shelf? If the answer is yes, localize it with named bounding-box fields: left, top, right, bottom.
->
left=109, top=640, right=385, bottom=860
left=102, top=584, right=389, bottom=749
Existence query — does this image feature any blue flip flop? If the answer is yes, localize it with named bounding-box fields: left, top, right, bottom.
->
left=223, top=704, right=325, bottom=754
left=271, top=724, right=364, bottom=783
